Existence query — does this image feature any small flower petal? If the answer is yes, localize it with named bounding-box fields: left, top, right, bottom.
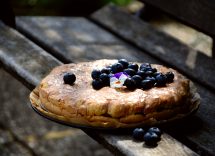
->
left=110, top=80, right=124, bottom=88
left=110, top=72, right=129, bottom=88
left=119, top=73, right=128, bottom=84
left=114, top=72, right=123, bottom=79
left=110, top=77, right=118, bottom=83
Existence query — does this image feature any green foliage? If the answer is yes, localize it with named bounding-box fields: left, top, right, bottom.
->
left=103, top=0, right=133, bottom=6
left=11, top=0, right=133, bottom=15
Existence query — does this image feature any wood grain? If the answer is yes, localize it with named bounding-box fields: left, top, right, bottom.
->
left=140, top=0, right=215, bottom=58
left=16, top=17, right=122, bottom=63
left=85, top=130, right=199, bottom=156
left=0, top=22, right=61, bottom=90
left=140, top=0, right=215, bottom=37
left=0, top=20, right=199, bottom=155
left=91, top=4, right=215, bottom=92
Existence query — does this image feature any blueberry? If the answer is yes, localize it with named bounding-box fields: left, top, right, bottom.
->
left=136, top=70, right=146, bottom=79
left=148, top=127, right=162, bottom=137
left=132, top=128, right=145, bottom=141
left=141, top=79, right=154, bottom=90
left=128, top=63, right=139, bottom=72
left=144, top=132, right=159, bottom=146
left=140, top=63, right=151, bottom=70
left=145, top=76, right=156, bottom=84
left=152, top=72, right=161, bottom=77
left=131, top=75, right=142, bottom=87
left=111, top=63, right=124, bottom=73
left=118, top=59, right=129, bottom=69
left=155, top=74, right=167, bottom=86
left=123, top=68, right=136, bottom=77
left=63, top=73, right=76, bottom=85
left=101, top=67, right=111, bottom=74
left=151, top=68, right=157, bottom=73
left=91, top=69, right=101, bottom=80
left=92, top=80, right=103, bottom=90
left=124, top=78, right=136, bottom=90
left=165, top=72, right=174, bottom=83
left=99, top=73, right=110, bottom=86
left=141, top=67, right=153, bottom=72
left=142, top=67, right=157, bottom=73
left=145, top=70, right=154, bottom=76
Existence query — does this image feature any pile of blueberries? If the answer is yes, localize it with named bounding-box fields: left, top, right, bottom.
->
left=132, top=127, right=162, bottom=146
left=91, top=59, right=174, bottom=90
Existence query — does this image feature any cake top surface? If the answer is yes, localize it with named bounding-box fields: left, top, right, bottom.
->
left=38, top=59, right=190, bottom=118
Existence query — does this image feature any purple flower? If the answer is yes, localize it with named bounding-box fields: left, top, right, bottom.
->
left=110, top=72, right=128, bottom=88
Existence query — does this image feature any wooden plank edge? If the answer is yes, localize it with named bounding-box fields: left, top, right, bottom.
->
left=85, top=130, right=199, bottom=156
left=0, top=56, right=37, bottom=91
left=0, top=22, right=62, bottom=90
left=139, top=0, right=215, bottom=37
left=15, top=18, right=72, bottom=64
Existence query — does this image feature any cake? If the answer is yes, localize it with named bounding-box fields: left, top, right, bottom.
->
left=29, top=59, right=200, bottom=129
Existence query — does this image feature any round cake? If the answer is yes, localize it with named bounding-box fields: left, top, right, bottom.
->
left=29, top=59, right=200, bottom=128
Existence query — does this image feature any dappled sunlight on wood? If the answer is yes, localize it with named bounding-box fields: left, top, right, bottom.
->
left=71, top=31, right=97, bottom=42
left=45, top=29, right=63, bottom=41
left=185, top=49, right=197, bottom=70
left=150, top=16, right=213, bottom=57
left=103, top=133, right=196, bottom=155
left=154, top=46, right=166, bottom=55
left=43, top=129, right=82, bottom=140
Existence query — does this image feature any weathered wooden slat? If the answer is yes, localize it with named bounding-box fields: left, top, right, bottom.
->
left=90, top=4, right=215, bottom=92
left=0, top=22, right=61, bottom=90
left=85, top=131, right=199, bottom=156
left=0, top=21, right=199, bottom=156
left=16, top=17, right=122, bottom=63
left=140, top=0, right=215, bottom=38
left=16, top=17, right=121, bottom=45
left=139, top=0, right=215, bottom=58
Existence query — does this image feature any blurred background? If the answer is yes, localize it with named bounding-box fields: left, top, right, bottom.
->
left=0, top=0, right=212, bottom=156
left=9, top=0, right=212, bottom=56
left=10, top=0, right=132, bottom=16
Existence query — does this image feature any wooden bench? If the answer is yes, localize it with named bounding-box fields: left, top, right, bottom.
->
left=139, top=0, right=215, bottom=58
left=1, top=3, right=215, bottom=156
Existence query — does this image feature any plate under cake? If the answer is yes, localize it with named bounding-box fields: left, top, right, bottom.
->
left=29, top=59, right=200, bottom=129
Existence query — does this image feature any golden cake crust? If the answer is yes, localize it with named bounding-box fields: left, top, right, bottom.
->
left=29, top=59, right=200, bottom=128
